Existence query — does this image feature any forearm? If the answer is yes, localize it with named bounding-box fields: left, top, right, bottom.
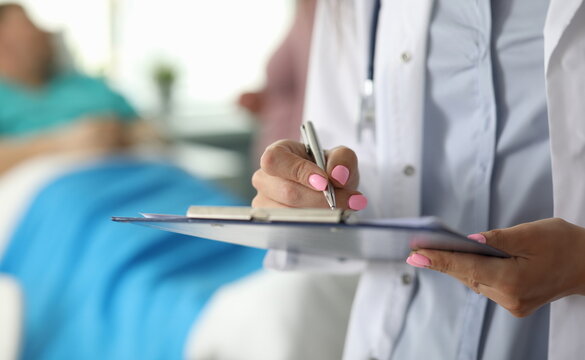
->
left=0, top=120, right=159, bottom=176
left=0, top=136, right=55, bottom=175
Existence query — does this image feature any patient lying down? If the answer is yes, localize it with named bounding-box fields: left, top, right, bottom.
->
left=0, top=3, right=152, bottom=175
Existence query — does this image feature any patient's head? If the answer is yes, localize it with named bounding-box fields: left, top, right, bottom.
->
left=0, top=3, right=54, bottom=87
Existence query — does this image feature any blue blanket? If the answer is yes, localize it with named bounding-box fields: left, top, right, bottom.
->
left=0, top=158, right=264, bottom=360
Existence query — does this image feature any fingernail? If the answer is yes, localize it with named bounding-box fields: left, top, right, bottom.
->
left=468, top=233, right=487, bottom=244
left=331, top=165, right=350, bottom=185
left=406, top=253, right=431, bottom=267
left=308, top=174, right=328, bottom=191
left=348, top=194, right=368, bottom=211
left=406, top=256, right=426, bottom=268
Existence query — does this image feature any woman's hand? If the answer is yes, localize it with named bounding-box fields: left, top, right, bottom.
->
left=252, top=140, right=368, bottom=210
left=406, top=218, right=585, bottom=317
left=52, top=118, right=129, bottom=153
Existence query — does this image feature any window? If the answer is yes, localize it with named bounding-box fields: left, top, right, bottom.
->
left=21, top=0, right=293, bottom=112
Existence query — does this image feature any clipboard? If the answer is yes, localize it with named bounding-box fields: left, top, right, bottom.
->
left=112, top=207, right=509, bottom=261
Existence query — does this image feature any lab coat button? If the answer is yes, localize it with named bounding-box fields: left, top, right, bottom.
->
left=403, top=165, right=416, bottom=176
left=401, top=273, right=413, bottom=285
left=401, top=52, right=412, bottom=63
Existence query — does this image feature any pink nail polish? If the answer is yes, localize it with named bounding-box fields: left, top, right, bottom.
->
left=331, top=165, right=350, bottom=185
left=308, top=174, right=328, bottom=191
left=468, top=233, right=487, bottom=244
left=406, top=255, right=427, bottom=269
left=348, top=195, right=368, bottom=211
left=408, top=253, right=431, bottom=267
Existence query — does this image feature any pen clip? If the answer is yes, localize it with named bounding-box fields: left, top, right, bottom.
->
left=301, top=126, right=312, bottom=156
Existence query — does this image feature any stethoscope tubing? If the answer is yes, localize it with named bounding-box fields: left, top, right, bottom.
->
left=367, top=0, right=382, bottom=81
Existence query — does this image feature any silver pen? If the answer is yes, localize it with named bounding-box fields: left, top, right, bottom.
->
left=301, top=121, right=337, bottom=209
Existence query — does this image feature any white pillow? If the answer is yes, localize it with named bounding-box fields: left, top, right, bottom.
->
left=0, top=275, right=23, bottom=360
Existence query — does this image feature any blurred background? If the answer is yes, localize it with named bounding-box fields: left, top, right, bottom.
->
left=20, top=0, right=295, bottom=200
left=0, top=2, right=357, bottom=360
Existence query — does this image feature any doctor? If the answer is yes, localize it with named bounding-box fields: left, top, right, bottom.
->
left=408, top=1, right=585, bottom=359
left=252, top=0, right=575, bottom=359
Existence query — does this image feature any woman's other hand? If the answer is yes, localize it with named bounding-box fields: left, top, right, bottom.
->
left=407, top=218, right=585, bottom=317
left=252, top=139, right=368, bottom=210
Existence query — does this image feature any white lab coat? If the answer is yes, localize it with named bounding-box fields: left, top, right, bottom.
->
left=285, top=0, right=585, bottom=358
left=301, top=0, right=458, bottom=357
left=545, top=0, right=585, bottom=358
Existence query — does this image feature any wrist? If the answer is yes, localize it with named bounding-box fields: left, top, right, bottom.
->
left=571, top=223, right=585, bottom=297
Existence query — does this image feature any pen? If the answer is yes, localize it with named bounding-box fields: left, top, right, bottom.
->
left=300, top=121, right=337, bottom=209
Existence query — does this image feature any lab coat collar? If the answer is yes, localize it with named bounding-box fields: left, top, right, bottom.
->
left=544, top=0, right=584, bottom=72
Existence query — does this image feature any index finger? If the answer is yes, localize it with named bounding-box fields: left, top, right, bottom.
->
left=260, top=140, right=330, bottom=191
left=411, top=249, right=508, bottom=288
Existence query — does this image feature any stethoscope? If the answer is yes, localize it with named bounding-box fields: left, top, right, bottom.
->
left=357, top=0, right=382, bottom=142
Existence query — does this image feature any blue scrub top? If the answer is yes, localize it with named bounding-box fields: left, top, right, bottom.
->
left=0, top=71, right=137, bottom=138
